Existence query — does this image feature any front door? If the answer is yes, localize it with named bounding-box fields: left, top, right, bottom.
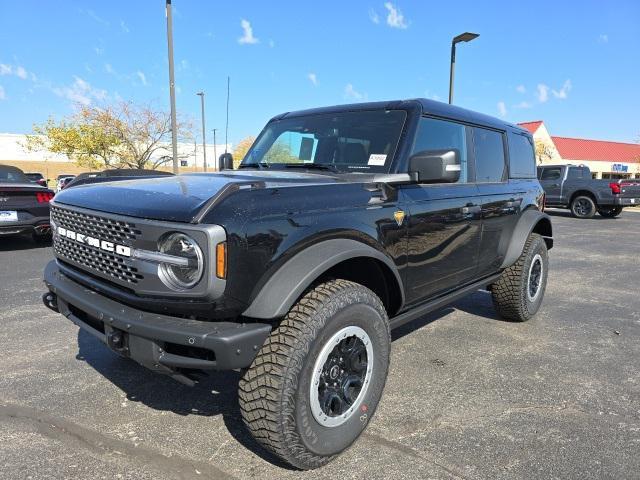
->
left=400, top=116, right=481, bottom=306
left=538, top=166, right=563, bottom=205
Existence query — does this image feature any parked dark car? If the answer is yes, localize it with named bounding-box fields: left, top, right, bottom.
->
left=0, top=165, right=54, bottom=242
left=64, top=168, right=174, bottom=189
left=537, top=164, right=640, bottom=218
left=25, top=172, right=48, bottom=188
left=56, top=176, right=77, bottom=192
left=43, top=99, right=552, bottom=469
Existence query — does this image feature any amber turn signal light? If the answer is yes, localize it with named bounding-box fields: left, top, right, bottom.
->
left=216, top=242, right=227, bottom=279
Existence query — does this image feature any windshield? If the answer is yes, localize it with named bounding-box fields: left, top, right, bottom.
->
left=241, top=109, right=407, bottom=172
left=0, top=166, right=30, bottom=184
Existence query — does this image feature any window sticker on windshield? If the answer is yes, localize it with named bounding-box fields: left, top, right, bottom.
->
left=368, top=154, right=387, bottom=166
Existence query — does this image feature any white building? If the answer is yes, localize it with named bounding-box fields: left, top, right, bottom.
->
left=0, top=132, right=231, bottom=170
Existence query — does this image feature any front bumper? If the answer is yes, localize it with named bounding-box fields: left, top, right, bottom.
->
left=44, top=261, right=271, bottom=383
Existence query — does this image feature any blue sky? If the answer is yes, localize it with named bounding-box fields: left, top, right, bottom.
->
left=0, top=1, right=638, bottom=146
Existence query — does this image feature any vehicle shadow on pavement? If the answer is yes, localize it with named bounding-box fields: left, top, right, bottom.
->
left=0, top=235, right=51, bottom=251
left=392, top=290, right=501, bottom=341
left=544, top=209, right=613, bottom=220
left=75, top=329, right=294, bottom=469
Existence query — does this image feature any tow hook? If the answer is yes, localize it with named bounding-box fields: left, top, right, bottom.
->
left=42, top=292, right=59, bottom=312
left=107, top=329, right=129, bottom=354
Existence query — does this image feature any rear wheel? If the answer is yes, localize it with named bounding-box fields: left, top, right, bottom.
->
left=490, top=233, right=549, bottom=322
left=597, top=206, right=623, bottom=218
left=238, top=279, right=390, bottom=470
left=570, top=195, right=596, bottom=219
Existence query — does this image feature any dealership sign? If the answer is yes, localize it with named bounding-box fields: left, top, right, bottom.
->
left=612, top=163, right=628, bottom=173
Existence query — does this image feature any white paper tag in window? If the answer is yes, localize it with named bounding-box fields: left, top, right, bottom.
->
left=368, top=154, right=387, bottom=166
left=445, top=164, right=461, bottom=171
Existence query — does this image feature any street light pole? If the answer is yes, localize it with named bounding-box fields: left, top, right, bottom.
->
left=166, top=0, right=179, bottom=173
left=448, top=32, right=479, bottom=104
left=196, top=92, right=207, bottom=172
left=212, top=128, right=218, bottom=171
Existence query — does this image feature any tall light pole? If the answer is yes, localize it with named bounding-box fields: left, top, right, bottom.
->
left=448, top=32, right=479, bottom=105
left=212, top=128, right=218, bottom=171
left=196, top=91, right=207, bottom=172
left=166, top=0, right=179, bottom=173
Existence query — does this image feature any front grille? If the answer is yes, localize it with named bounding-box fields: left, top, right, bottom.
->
left=51, top=205, right=141, bottom=244
left=52, top=205, right=144, bottom=284
left=54, top=235, right=143, bottom=283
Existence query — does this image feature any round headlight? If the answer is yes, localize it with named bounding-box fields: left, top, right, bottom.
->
left=158, top=232, right=204, bottom=290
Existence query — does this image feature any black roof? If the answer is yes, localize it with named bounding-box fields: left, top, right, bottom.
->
left=274, top=98, right=529, bottom=134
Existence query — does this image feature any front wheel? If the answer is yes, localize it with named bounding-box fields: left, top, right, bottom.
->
left=598, top=206, right=623, bottom=218
left=490, top=233, right=549, bottom=322
left=570, top=195, right=596, bottom=219
left=238, top=279, right=391, bottom=470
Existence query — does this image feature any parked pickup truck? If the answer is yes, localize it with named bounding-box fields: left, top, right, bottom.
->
left=43, top=99, right=553, bottom=469
left=537, top=164, right=640, bottom=218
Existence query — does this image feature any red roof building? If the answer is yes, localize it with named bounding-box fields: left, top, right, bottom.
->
left=517, top=121, right=640, bottom=179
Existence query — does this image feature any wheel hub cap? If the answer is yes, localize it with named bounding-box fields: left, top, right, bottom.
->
left=310, top=326, right=373, bottom=428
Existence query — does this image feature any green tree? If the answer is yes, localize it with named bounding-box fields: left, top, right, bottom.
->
left=25, top=101, right=192, bottom=170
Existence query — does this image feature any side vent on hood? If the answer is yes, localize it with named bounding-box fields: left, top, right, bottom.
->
left=191, top=181, right=265, bottom=224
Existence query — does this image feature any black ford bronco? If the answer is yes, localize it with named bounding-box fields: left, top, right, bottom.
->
left=43, top=99, right=552, bottom=469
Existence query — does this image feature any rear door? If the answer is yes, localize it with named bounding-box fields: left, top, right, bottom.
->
left=473, top=127, right=523, bottom=276
left=400, top=117, right=481, bottom=305
left=538, top=166, right=564, bottom=204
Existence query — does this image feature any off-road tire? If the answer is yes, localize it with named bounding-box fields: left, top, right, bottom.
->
left=238, top=279, right=391, bottom=470
left=597, top=206, right=623, bottom=218
left=570, top=195, right=596, bottom=219
left=490, top=233, right=548, bottom=322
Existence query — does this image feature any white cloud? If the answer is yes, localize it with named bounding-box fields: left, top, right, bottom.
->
left=514, top=101, right=532, bottom=109
left=120, top=20, right=129, bottom=33
left=86, top=9, right=109, bottom=27
left=0, top=63, right=29, bottom=80
left=94, top=46, right=104, bottom=56
left=136, top=71, right=148, bottom=86
left=268, top=39, right=275, bottom=48
left=238, top=19, right=259, bottom=45
left=384, top=2, right=408, bottom=29
left=369, top=8, right=380, bottom=24
left=307, top=73, right=318, bottom=86
left=104, top=63, right=114, bottom=74
left=344, top=83, right=366, bottom=101
left=598, top=34, right=608, bottom=43
left=497, top=101, right=507, bottom=117
left=552, top=79, right=572, bottom=99
left=0, top=85, right=5, bottom=100
left=516, top=84, right=526, bottom=94
left=537, top=83, right=549, bottom=103
left=53, top=76, right=107, bottom=105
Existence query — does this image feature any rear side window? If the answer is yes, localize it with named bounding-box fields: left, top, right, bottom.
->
left=540, top=167, right=562, bottom=180
left=473, top=127, right=506, bottom=182
left=508, top=132, right=536, bottom=178
left=567, top=166, right=586, bottom=179
left=411, top=117, right=469, bottom=183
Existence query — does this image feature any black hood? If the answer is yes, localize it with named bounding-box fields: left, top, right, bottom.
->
left=53, top=170, right=340, bottom=223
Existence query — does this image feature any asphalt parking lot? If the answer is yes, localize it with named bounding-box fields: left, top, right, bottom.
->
left=1, top=209, right=639, bottom=480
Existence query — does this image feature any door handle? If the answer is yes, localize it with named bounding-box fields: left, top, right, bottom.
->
left=551, top=183, right=560, bottom=188
left=461, top=204, right=481, bottom=215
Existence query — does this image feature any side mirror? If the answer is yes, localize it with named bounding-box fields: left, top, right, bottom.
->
left=409, top=149, right=460, bottom=183
left=218, top=153, right=234, bottom=170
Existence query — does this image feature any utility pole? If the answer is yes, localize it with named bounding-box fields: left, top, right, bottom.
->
left=166, top=0, right=179, bottom=173
left=212, top=128, right=218, bottom=171
left=196, top=91, right=207, bottom=172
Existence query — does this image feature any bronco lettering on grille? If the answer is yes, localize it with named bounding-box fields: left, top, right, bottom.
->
left=56, top=226, right=132, bottom=257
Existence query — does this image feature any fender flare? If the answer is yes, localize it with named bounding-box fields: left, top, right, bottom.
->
left=242, top=238, right=404, bottom=320
left=500, top=209, right=553, bottom=269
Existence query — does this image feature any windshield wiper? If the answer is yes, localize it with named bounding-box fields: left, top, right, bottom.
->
left=281, top=163, right=339, bottom=173
left=238, top=162, right=270, bottom=169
